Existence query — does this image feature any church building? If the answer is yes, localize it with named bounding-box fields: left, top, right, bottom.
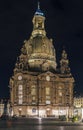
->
left=9, top=3, right=74, bottom=117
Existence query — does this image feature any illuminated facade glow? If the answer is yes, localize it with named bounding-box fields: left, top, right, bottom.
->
left=18, top=85, right=23, bottom=104
left=74, top=97, right=83, bottom=108
left=9, top=3, right=74, bottom=117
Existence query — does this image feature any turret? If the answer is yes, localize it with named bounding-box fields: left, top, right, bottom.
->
left=60, top=49, right=70, bottom=74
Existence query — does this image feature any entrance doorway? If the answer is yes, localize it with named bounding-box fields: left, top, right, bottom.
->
left=46, top=108, right=51, bottom=117
left=18, top=108, right=22, bottom=116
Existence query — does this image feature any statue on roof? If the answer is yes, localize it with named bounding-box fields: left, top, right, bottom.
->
left=60, top=49, right=70, bottom=74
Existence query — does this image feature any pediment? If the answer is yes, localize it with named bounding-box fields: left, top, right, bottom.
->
left=38, top=71, right=59, bottom=81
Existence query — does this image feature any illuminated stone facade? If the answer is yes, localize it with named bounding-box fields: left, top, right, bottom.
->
left=0, top=99, right=10, bottom=117
left=74, top=97, right=83, bottom=108
left=9, top=3, right=74, bottom=117
left=0, top=100, right=4, bottom=117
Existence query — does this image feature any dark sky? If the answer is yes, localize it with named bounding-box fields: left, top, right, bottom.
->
left=0, top=0, right=83, bottom=98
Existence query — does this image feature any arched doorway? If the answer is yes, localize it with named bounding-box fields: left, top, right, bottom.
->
left=18, top=108, right=22, bottom=116
left=46, top=107, right=51, bottom=117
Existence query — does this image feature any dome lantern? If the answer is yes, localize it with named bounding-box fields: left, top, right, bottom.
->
left=31, top=2, right=46, bottom=38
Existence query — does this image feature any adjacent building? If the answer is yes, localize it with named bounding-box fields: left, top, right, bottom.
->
left=0, top=100, right=4, bottom=117
left=9, top=3, right=74, bottom=117
left=0, top=99, right=10, bottom=117
left=74, top=97, right=83, bottom=108
left=73, top=97, right=83, bottom=119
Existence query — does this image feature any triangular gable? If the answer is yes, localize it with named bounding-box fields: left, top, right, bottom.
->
left=38, top=71, right=59, bottom=80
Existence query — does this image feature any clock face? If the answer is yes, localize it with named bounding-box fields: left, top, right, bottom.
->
left=46, top=76, right=50, bottom=81
left=18, top=75, right=22, bottom=80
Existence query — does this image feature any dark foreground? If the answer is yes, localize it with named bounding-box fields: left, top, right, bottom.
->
left=0, top=118, right=83, bottom=130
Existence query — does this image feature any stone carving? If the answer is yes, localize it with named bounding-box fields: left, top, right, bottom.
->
left=60, top=50, right=70, bottom=74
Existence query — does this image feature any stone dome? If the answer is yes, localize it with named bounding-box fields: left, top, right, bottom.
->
left=21, top=3, right=57, bottom=72
left=25, top=35, right=57, bottom=71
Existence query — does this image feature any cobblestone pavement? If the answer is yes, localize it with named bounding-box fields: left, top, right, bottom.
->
left=0, top=118, right=83, bottom=130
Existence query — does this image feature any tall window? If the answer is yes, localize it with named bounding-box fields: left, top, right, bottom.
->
left=31, top=86, right=36, bottom=95
left=46, top=87, right=50, bottom=95
left=58, top=86, right=63, bottom=104
left=31, top=85, right=36, bottom=102
left=46, top=87, right=50, bottom=104
left=18, top=85, right=23, bottom=104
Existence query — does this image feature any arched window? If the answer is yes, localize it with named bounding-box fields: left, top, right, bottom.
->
left=46, top=87, right=50, bottom=104
left=31, top=85, right=36, bottom=102
left=31, top=85, right=36, bottom=95
left=18, top=85, right=23, bottom=104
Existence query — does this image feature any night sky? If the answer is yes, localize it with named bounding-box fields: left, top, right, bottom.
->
left=0, top=0, right=83, bottom=98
